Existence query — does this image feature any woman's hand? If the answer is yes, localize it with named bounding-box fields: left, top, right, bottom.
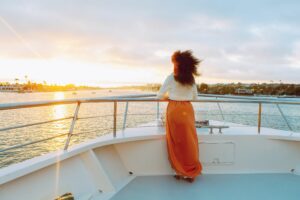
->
left=158, top=94, right=169, bottom=100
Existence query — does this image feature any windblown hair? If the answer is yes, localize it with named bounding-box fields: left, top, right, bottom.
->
left=172, top=50, right=201, bottom=86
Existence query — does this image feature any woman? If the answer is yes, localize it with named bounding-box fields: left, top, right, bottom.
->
left=157, top=50, right=202, bottom=183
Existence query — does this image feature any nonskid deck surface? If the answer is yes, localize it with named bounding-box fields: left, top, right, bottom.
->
left=111, top=174, right=300, bottom=200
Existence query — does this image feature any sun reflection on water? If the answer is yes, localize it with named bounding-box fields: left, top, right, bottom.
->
left=54, top=92, right=65, bottom=100
left=51, top=92, right=69, bottom=150
left=53, top=105, right=66, bottom=119
left=53, top=92, right=66, bottom=119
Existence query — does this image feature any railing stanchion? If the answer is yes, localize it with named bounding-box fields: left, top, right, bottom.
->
left=123, top=102, right=129, bottom=130
left=276, top=104, right=293, bottom=131
left=64, top=102, right=81, bottom=150
left=113, top=101, right=117, bottom=137
left=258, top=103, right=262, bottom=134
left=217, top=102, right=225, bottom=121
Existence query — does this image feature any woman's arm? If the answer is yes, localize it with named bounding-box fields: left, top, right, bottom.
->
left=192, top=83, right=198, bottom=100
left=157, top=75, right=171, bottom=100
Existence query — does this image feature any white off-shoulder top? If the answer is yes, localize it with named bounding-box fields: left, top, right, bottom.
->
left=157, top=73, right=198, bottom=101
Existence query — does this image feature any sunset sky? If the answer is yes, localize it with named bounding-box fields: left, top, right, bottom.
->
left=0, top=0, right=300, bottom=86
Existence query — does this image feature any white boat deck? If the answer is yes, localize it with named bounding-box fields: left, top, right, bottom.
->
left=1, top=96, right=300, bottom=200
left=2, top=120, right=299, bottom=185
left=1, top=120, right=300, bottom=200
left=111, top=174, right=300, bottom=200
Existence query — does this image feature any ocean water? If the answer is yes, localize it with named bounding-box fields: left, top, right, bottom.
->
left=0, top=90, right=299, bottom=168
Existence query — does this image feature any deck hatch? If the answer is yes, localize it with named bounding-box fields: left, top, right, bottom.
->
left=199, top=141, right=235, bottom=165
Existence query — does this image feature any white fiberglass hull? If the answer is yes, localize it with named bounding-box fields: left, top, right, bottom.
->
left=1, top=122, right=300, bottom=200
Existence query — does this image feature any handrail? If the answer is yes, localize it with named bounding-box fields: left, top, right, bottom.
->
left=276, top=104, right=293, bottom=131
left=0, top=116, right=73, bottom=132
left=0, top=94, right=156, bottom=110
left=198, top=93, right=300, bottom=101
left=0, top=132, right=68, bottom=153
left=0, top=94, right=299, bottom=153
left=1, top=96, right=300, bottom=111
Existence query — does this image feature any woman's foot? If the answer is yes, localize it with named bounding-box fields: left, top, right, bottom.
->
left=173, top=175, right=182, bottom=180
left=174, top=175, right=195, bottom=182
left=183, top=176, right=195, bottom=183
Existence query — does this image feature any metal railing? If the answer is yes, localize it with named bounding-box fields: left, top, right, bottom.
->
left=0, top=94, right=300, bottom=153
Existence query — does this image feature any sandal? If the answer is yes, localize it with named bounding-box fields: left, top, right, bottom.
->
left=183, top=177, right=195, bottom=183
left=173, top=175, right=182, bottom=180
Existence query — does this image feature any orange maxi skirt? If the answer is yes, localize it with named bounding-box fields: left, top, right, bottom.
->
left=166, top=100, right=202, bottom=178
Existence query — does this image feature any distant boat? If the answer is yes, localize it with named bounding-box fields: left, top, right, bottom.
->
left=109, top=89, right=112, bottom=92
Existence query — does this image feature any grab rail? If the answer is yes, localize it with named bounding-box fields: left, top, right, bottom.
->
left=0, top=94, right=299, bottom=152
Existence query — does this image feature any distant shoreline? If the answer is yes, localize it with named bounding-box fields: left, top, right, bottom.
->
left=1, top=82, right=300, bottom=96
left=0, top=88, right=103, bottom=93
left=1, top=89, right=299, bottom=99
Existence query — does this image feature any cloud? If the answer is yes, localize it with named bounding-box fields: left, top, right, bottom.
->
left=186, top=14, right=234, bottom=32
left=0, top=0, right=300, bottom=84
left=286, top=41, right=300, bottom=69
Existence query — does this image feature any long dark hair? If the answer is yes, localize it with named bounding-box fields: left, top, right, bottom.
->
left=172, top=50, right=201, bottom=86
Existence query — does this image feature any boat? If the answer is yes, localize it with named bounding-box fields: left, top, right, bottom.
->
left=0, top=94, right=300, bottom=200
